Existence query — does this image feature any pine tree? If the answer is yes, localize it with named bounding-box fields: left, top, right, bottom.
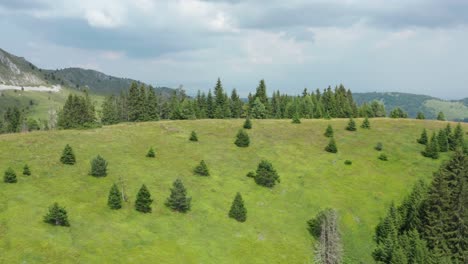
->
left=23, top=164, right=31, bottom=176
left=291, top=112, right=301, bottom=124
left=361, top=117, right=371, bottom=129
left=324, top=125, right=334, bottom=138
left=254, top=160, right=280, bottom=188
left=325, top=137, right=338, bottom=153
left=375, top=142, right=383, bottom=151
left=135, top=184, right=153, bottom=213
left=60, top=144, right=76, bottom=165
left=416, top=112, right=426, bottom=120
left=108, top=183, right=122, bottom=209
left=194, top=160, right=210, bottom=176
left=3, top=167, right=17, bottom=183
left=146, top=147, right=156, bottom=158
left=43, top=203, right=70, bottom=226
left=437, top=112, right=445, bottom=121
left=449, top=123, right=464, bottom=151
left=228, top=192, right=247, bottom=222
left=235, top=129, right=250, bottom=147
left=437, top=129, right=449, bottom=152
left=417, top=129, right=428, bottom=145
left=89, top=155, right=108, bottom=177
left=422, top=133, right=439, bottom=159
left=165, top=179, right=191, bottom=213
left=243, top=117, right=252, bottom=129
left=189, top=131, right=198, bottom=142
left=346, top=118, right=357, bottom=131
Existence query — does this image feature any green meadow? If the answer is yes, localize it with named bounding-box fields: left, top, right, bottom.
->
left=0, top=118, right=465, bottom=263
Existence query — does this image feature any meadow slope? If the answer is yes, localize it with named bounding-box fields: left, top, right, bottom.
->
left=0, top=119, right=465, bottom=263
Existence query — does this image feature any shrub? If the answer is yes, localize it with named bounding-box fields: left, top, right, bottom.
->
left=417, top=129, right=428, bottom=145
left=324, top=125, right=334, bottom=138
left=146, top=147, right=156, bottom=158
left=243, top=117, right=252, bottom=129
left=108, top=183, right=122, bottom=210
left=23, top=164, right=31, bottom=176
left=254, top=160, right=280, bottom=188
left=90, top=155, right=108, bottom=177
left=235, top=129, right=250, bottom=147
left=43, top=203, right=70, bottom=226
left=4, top=168, right=17, bottom=183
left=228, top=192, right=247, bottom=222
left=360, top=117, right=370, bottom=129
left=378, top=153, right=388, bottom=161
left=375, top=142, right=383, bottom=151
left=60, top=144, right=76, bottom=165
left=246, top=171, right=255, bottom=178
left=135, top=184, right=153, bottom=213
left=344, top=160, right=352, bottom=165
left=325, top=138, right=338, bottom=153
left=194, top=160, right=210, bottom=176
left=189, top=131, right=198, bottom=142
left=346, top=118, right=356, bottom=131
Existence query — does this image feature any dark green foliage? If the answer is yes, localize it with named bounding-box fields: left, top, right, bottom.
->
left=325, top=137, right=338, bottom=153
left=60, top=144, right=76, bottom=165
left=416, top=112, right=426, bottom=119
left=307, top=209, right=343, bottom=264
left=89, top=155, right=108, bottom=177
left=146, top=147, right=155, bottom=158
left=228, top=192, right=247, bottom=222
left=437, top=111, right=445, bottom=121
left=189, top=131, right=198, bottom=142
left=291, top=113, right=301, bottom=124
left=437, top=129, right=449, bottom=152
left=194, top=160, right=210, bottom=176
left=3, top=106, right=21, bottom=133
left=250, top=98, right=267, bottom=119
left=254, top=160, right=280, bottom=188
left=390, top=107, right=408, bottom=118
left=378, top=153, right=388, bottom=161
left=375, top=142, right=383, bottom=151
left=108, top=184, right=122, bottom=210
left=3, top=167, right=17, bottom=183
left=422, top=133, right=439, bottom=159
left=344, top=160, right=352, bottom=165
left=346, top=118, right=356, bottom=131
left=360, top=117, right=371, bottom=129
left=23, top=164, right=31, bottom=176
left=307, top=210, right=328, bottom=238
left=43, top=203, right=70, bottom=226
left=324, top=125, right=334, bottom=137
left=449, top=123, right=464, bottom=151
left=417, top=129, right=428, bottom=145
left=165, top=179, right=191, bottom=213
left=246, top=171, right=255, bottom=178
left=57, top=92, right=96, bottom=129
left=243, top=117, right=252, bottom=129
left=234, top=129, right=250, bottom=147
left=135, top=184, right=153, bottom=213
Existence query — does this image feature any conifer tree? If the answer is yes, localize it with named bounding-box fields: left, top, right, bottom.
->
left=108, top=183, right=122, bottom=209
left=165, top=179, right=191, bottom=213
left=235, top=129, right=250, bottom=147
left=291, top=112, right=301, bottom=124
left=422, top=133, right=439, bottom=159
left=378, top=153, right=388, bottom=161
left=449, top=123, right=464, bottom=151
left=189, top=131, right=198, bottom=142
left=417, top=129, right=428, bottom=145
left=89, top=155, right=108, bottom=177
left=416, top=112, right=426, bottom=120
left=135, top=184, right=153, bottom=213
left=437, top=111, right=445, bottom=121
left=194, top=160, right=210, bottom=176
left=361, top=117, right=371, bottom=129
left=375, top=142, right=383, bottom=151
left=60, top=144, right=76, bottom=165
left=43, top=202, right=70, bottom=226
left=243, top=117, right=252, bottom=129
left=228, top=192, right=247, bottom=222
left=146, top=147, right=156, bottom=158
left=324, top=125, right=334, bottom=138
left=325, top=137, right=338, bottom=153
left=3, top=167, right=17, bottom=183
left=254, top=160, right=280, bottom=188
left=23, top=164, right=31, bottom=176
left=346, top=118, right=357, bottom=131
left=437, top=129, right=449, bottom=152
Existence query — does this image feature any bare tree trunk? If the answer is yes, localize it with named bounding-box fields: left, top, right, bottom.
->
left=314, top=209, right=343, bottom=264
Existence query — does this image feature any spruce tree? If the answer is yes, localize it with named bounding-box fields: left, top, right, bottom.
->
left=361, top=117, right=371, bottom=129
left=165, top=179, right=191, bottom=213
left=43, top=203, right=70, bottom=226
left=135, top=184, right=153, bottom=213
left=422, top=133, right=439, bottom=159
left=291, top=112, right=301, bottom=124
left=146, top=147, right=156, bottom=158
left=243, top=116, right=252, bottom=129
left=417, top=129, right=428, bottom=145
left=449, top=123, right=464, bottom=151
left=375, top=142, right=383, bottom=151
left=324, top=125, right=334, bottom=138
left=416, top=112, right=426, bottom=120
left=235, top=129, right=250, bottom=147
left=194, top=160, right=210, bottom=176
left=346, top=118, right=357, bottom=131
left=60, top=144, right=76, bottom=165
left=254, top=160, right=280, bottom=188
left=437, top=129, right=449, bottom=152
left=3, top=167, right=17, bottom=183
left=437, top=111, right=445, bottom=121
left=325, top=137, right=338, bottom=153
left=228, top=192, right=247, bottom=222
left=189, top=131, right=198, bottom=142
left=89, top=155, right=108, bottom=177
left=108, top=183, right=122, bottom=209
left=23, top=164, right=31, bottom=176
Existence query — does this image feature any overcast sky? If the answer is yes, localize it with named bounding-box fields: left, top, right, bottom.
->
left=1, top=0, right=468, bottom=99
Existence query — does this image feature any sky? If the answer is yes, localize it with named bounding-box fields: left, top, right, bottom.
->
left=1, top=0, right=468, bottom=99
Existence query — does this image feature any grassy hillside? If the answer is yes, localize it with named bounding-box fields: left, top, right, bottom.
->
left=0, top=119, right=465, bottom=263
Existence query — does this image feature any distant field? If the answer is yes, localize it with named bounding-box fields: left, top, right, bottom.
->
left=424, top=99, right=468, bottom=121
left=0, top=119, right=466, bottom=263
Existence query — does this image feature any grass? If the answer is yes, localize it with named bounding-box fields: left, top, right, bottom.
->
left=0, top=118, right=466, bottom=263
left=424, top=99, right=468, bottom=121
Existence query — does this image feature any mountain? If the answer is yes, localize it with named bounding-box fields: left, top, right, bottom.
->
left=354, top=92, right=468, bottom=121
left=0, top=48, right=46, bottom=86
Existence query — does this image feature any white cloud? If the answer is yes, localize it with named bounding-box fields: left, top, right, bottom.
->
left=85, top=9, right=123, bottom=28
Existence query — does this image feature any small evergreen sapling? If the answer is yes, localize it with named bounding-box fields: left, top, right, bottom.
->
left=235, top=129, right=250, bottom=147
left=60, top=144, right=76, bottom=165
left=375, top=142, right=383, bottom=151
left=324, top=125, right=334, bottom=138
left=23, top=164, right=31, bottom=176
left=421, top=133, right=439, bottom=159
left=291, top=113, right=301, bottom=124
left=108, top=183, right=122, bottom=209
left=360, top=117, right=370, bottom=129
left=325, top=137, right=338, bottom=153
left=254, top=160, right=280, bottom=188
left=146, top=147, right=156, bottom=158
left=243, top=117, right=252, bottom=129
left=346, top=118, right=357, bottom=131
left=43, top=203, right=70, bottom=226
left=344, top=160, right=352, bottom=165
left=437, top=129, right=449, bottom=152
left=246, top=171, right=255, bottom=178
left=165, top=179, right=191, bottom=213
left=228, top=192, right=247, bottom=222
left=378, top=153, right=388, bottom=161
left=4, top=168, right=17, bottom=183
left=135, top=184, right=153, bottom=213
left=189, top=131, right=198, bottom=142
left=90, top=155, right=108, bottom=177
left=194, top=160, right=210, bottom=176
left=417, top=129, right=428, bottom=145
